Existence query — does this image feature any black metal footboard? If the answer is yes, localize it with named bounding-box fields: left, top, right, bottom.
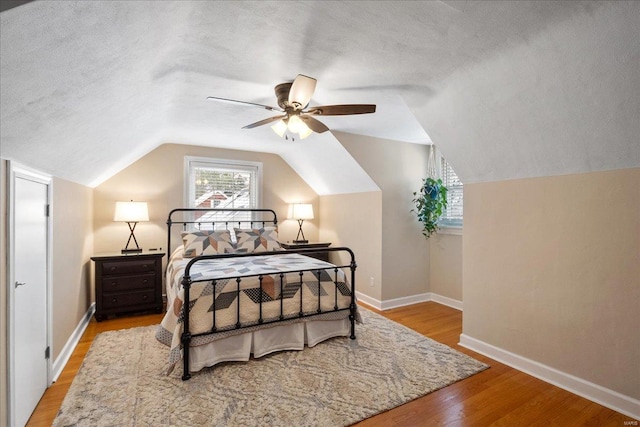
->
left=179, top=247, right=357, bottom=381
left=165, top=208, right=357, bottom=381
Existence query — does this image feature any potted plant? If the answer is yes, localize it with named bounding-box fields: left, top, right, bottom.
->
left=412, top=177, right=448, bottom=238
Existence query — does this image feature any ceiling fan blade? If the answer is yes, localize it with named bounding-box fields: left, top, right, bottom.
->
left=300, top=115, right=330, bottom=133
left=207, top=96, right=282, bottom=112
left=288, top=75, right=317, bottom=109
left=241, top=115, right=286, bottom=129
left=306, top=104, right=376, bottom=116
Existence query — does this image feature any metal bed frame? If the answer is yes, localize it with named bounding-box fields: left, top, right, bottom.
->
left=166, top=208, right=358, bottom=380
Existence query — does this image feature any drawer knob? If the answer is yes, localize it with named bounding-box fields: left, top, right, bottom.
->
left=143, top=279, right=148, bottom=284
left=109, top=267, right=117, bottom=272
left=142, top=264, right=148, bottom=269
left=112, top=298, right=117, bottom=303
left=110, top=282, right=117, bottom=287
left=142, top=295, right=148, bottom=300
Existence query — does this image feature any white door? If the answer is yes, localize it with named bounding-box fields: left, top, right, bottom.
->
left=12, top=171, right=50, bottom=426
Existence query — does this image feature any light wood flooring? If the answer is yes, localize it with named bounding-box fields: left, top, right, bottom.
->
left=27, top=302, right=634, bottom=426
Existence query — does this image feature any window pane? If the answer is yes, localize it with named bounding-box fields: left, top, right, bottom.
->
left=193, top=168, right=253, bottom=210
left=440, top=157, right=463, bottom=227
left=186, top=158, right=261, bottom=230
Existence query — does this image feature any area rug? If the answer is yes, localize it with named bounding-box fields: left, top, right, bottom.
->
left=53, top=308, right=488, bottom=427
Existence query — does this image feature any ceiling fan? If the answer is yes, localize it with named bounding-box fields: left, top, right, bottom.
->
left=207, top=74, right=376, bottom=140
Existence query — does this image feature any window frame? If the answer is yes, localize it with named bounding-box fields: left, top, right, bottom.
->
left=184, top=156, right=263, bottom=221
left=436, top=152, right=463, bottom=233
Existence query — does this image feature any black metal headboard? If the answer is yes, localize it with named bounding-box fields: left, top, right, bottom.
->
left=166, top=208, right=278, bottom=255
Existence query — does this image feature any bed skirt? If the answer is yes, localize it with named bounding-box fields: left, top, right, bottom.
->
left=185, top=318, right=351, bottom=372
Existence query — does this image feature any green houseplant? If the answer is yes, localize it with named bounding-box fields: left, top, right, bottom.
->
left=412, top=177, right=448, bottom=238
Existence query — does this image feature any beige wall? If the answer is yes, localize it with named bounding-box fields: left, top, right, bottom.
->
left=93, top=143, right=319, bottom=266
left=51, top=177, right=94, bottom=360
left=429, top=233, right=463, bottom=302
left=464, top=168, right=640, bottom=399
left=334, top=132, right=431, bottom=302
left=319, top=192, right=382, bottom=300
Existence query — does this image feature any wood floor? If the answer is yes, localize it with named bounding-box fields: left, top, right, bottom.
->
left=27, top=302, right=634, bottom=426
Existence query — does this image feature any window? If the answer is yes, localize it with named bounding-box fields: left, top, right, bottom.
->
left=185, top=157, right=262, bottom=229
left=439, top=157, right=463, bottom=228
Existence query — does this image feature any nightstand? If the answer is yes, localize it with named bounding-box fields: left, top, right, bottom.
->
left=91, top=251, right=165, bottom=321
left=280, top=242, right=332, bottom=262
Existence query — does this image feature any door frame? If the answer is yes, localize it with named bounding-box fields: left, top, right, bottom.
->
left=6, top=161, right=53, bottom=427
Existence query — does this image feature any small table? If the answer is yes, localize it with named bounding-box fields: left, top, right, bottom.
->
left=280, top=242, right=332, bottom=262
left=91, top=251, right=165, bottom=321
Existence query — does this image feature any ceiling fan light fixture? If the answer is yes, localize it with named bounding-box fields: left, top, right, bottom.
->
left=299, top=124, right=313, bottom=139
left=287, top=115, right=304, bottom=133
left=271, top=119, right=287, bottom=137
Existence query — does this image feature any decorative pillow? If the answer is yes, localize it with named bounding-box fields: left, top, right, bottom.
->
left=181, top=230, right=234, bottom=258
left=234, top=228, right=280, bottom=253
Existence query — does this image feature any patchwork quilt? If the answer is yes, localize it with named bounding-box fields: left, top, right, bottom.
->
left=156, top=249, right=359, bottom=371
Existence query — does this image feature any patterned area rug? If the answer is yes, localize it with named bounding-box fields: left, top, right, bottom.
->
left=53, top=308, right=488, bottom=426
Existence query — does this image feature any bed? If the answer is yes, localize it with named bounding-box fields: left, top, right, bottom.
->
left=155, top=208, right=359, bottom=380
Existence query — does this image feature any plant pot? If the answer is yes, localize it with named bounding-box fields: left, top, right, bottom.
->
left=425, top=183, right=440, bottom=199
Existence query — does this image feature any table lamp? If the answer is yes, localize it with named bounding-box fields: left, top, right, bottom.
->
left=290, top=203, right=314, bottom=244
left=114, top=201, right=149, bottom=253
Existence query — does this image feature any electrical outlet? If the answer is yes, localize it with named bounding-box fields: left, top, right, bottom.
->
left=369, top=277, right=375, bottom=287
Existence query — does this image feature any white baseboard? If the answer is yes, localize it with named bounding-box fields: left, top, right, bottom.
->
left=428, top=293, right=463, bottom=311
left=355, top=291, right=462, bottom=311
left=353, top=291, right=383, bottom=310
left=52, top=302, right=95, bottom=382
left=459, top=334, right=640, bottom=420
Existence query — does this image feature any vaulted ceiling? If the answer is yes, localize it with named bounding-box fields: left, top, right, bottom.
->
left=1, top=1, right=638, bottom=194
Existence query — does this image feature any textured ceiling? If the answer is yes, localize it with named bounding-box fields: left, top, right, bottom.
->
left=1, top=1, right=637, bottom=192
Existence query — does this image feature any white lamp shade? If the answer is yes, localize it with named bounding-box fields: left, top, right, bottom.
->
left=298, top=122, right=313, bottom=139
left=114, top=201, right=149, bottom=222
left=271, top=119, right=287, bottom=137
left=287, top=115, right=304, bottom=133
left=290, top=203, right=314, bottom=220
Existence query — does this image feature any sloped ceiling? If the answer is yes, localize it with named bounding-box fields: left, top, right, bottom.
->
left=1, top=1, right=638, bottom=193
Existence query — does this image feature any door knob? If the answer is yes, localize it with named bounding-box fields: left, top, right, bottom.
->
left=15, top=282, right=26, bottom=288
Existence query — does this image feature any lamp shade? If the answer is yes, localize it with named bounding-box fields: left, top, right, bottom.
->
left=271, top=119, right=287, bottom=137
left=290, top=203, right=314, bottom=220
left=114, top=201, right=149, bottom=222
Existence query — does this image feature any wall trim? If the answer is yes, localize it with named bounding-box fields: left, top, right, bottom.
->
left=355, top=291, right=462, bottom=312
left=459, top=334, right=640, bottom=420
left=52, top=302, right=95, bottom=382
left=429, top=293, right=463, bottom=311
left=354, top=291, right=382, bottom=310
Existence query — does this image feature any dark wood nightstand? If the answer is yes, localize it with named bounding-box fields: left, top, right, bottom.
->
left=280, top=242, right=332, bottom=262
left=91, top=251, right=165, bottom=321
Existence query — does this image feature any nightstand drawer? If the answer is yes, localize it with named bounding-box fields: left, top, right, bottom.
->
left=102, top=259, right=155, bottom=276
left=102, top=290, right=156, bottom=309
left=103, top=273, right=155, bottom=292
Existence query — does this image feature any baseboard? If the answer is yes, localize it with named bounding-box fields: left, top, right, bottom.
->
left=459, top=334, right=640, bottom=420
left=428, top=293, right=463, bottom=311
left=354, top=291, right=382, bottom=310
left=52, top=302, right=95, bottom=382
left=355, top=291, right=462, bottom=312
